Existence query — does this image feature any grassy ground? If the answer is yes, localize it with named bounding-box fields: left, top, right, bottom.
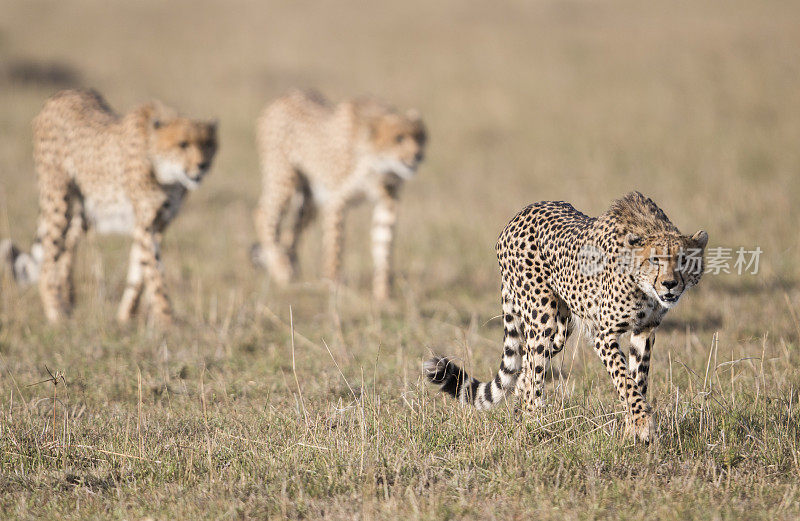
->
left=2, top=0, right=800, bottom=519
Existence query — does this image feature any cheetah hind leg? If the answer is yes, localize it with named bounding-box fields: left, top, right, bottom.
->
left=545, top=299, right=574, bottom=375
left=513, top=285, right=560, bottom=414
left=37, top=177, right=83, bottom=322
left=280, top=177, right=316, bottom=276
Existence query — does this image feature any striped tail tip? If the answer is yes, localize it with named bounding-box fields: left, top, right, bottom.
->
left=1, top=239, right=40, bottom=285
left=424, top=356, right=479, bottom=405
left=424, top=355, right=510, bottom=410
left=424, top=356, right=463, bottom=398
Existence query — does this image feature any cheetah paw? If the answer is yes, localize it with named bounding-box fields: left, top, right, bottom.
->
left=624, top=412, right=654, bottom=444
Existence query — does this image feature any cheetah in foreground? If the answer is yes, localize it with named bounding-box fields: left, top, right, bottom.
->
left=251, top=91, right=426, bottom=300
left=425, top=192, right=708, bottom=443
left=1, top=89, right=217, bottom=324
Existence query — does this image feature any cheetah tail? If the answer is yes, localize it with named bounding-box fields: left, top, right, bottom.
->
left=423, top=356, right=509, bottom=410
left=0, top=238, right=42, bottom=286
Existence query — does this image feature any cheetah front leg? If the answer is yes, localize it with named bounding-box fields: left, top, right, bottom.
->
left=321, top=199, right=346, bottom=284
left=594, top=332, right=653, bottom=443
left=371, top=191, right=398, bottom=301
left=116, top=242, right=143, bottom=323
left=629, top=330, right=655, bottom=398
left=132, top=226, right=172, bottom=326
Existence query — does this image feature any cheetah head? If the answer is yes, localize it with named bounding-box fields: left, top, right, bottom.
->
left=148, top=110, right=218, bottom=191
left=625, top=230, right=708, bottom=309
left=367, top=109, right=427, bottom=180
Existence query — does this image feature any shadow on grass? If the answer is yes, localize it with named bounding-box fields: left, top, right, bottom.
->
left=1, top=58, right=82, bottom=88
left=61, top=471, right=119, bottom=492
left=659, top=313, right=724, bottom=333
left=656, top=394, right=799, bottom=470
left=711, top=276, right=798, bottom=297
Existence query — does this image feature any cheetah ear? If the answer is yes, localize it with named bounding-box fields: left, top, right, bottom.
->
left=207, top=119, right=218, bottom=134
left=625, top=233, right=644, bottom=248
left=145, top=101, right=176, bottom=129
left=136, top=103, right=160, bottom=129
left=690, top=230, right=708, bottom=249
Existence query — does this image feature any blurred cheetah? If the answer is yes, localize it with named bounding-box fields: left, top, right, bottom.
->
left=1, top=89, right=217, bottom=324
left=251, top=90, right=426, bottom=300
left=425, top=192, right=708, bottom=443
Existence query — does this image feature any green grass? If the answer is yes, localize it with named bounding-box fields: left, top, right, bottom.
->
left=2, top=0, right=800, bottom=519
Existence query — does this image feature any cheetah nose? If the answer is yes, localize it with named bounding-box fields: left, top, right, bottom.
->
left=198, top=161, right=210, bottom=171
left=414, top=152, right=424, bottom=163
left=662, top=280, right=678, bottom=290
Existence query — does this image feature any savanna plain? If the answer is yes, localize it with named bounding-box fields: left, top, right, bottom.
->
left=1, top=1, right=800, bottom=519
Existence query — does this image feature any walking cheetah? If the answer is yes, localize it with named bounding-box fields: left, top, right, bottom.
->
left=425, top=192, right=708, bottom=443
left=1, top=89, right=217, bottom=324
left=251, top=90, right=426, bottom=300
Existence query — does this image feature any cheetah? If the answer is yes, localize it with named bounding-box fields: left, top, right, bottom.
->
left=1, top=89, right=217, bottom=324
left=425, top=192, right=708, bottom=443
left=251, top=90, right=426, bottom=300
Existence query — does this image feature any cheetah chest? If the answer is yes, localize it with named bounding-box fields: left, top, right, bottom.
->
left=84, top=191, right=135, bottom=235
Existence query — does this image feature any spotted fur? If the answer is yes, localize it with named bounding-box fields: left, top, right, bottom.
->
left=251, top=90, right=426, bottom=300
left=2, top=89, right=217, bottom=324
left=425, top=192, right=708, bottom=443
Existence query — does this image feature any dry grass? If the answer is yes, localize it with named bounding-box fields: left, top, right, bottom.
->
left=2, top=0, right=800, bottom=519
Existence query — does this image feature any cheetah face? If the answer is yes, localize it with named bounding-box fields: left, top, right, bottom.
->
left=368, top=110, right=426, bottom=180
left=626, top=230, right=708, bottom=309
left=150, top=118, right=217, bottom=190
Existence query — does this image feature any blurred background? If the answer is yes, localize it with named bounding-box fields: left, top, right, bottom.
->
left=1, top=1, right=800, bottom=517
left=2, top=0, right=799, bottom=304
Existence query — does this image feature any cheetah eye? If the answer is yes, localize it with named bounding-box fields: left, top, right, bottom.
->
left=179, top=141, right=190, bottom=149
left=648, top=256, right=658, bottom=265
left=395, top=134, right=404, bottom=144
